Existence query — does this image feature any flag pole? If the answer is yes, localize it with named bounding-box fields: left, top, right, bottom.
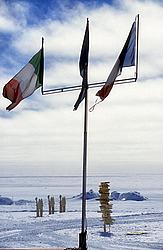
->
left=41, top=37, right=44, bottom=95
left=135, top=14, right=139, bottom=81
left=79, top=68, right=88, bottom=250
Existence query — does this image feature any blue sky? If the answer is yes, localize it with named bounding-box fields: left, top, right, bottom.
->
left=0, top=0, right=163, bottom=176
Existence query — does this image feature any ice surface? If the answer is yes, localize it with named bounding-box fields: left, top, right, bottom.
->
left=0, top=174, right=163, bottom=249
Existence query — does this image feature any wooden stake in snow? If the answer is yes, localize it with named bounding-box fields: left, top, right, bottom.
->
left=48, top=195, right=52, bottom=215
left=35, top=197, right=43, bottom=217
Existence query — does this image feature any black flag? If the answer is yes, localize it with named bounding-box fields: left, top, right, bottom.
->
left=74, top=18, right=89, bottom=110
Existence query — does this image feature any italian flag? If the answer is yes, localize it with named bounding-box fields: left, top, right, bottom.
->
left=3, top=45, right=44, bottom=111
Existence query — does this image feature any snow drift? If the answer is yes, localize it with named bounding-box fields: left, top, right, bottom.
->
left=0, top=196, right=13, bottom=205
left=111, top=191, right=146, bottom=201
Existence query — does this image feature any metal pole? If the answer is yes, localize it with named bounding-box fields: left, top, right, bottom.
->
left=42, top=77, right=136, bottom=95
left=79, top=69, right=88, bottom=250
left=135, top=14, right=139, bottom=81
left=41, top=37, right=44, bottom=95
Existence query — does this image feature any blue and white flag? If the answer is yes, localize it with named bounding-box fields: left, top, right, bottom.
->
left=96, top=17, right=137, bottom=101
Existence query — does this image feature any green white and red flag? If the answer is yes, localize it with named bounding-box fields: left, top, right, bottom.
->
left=3, top=42, right=44, bottom=111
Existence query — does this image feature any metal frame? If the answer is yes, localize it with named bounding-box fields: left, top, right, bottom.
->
left=42, top=15, right=139, bottom=97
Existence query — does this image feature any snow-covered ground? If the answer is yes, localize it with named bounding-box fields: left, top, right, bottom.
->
left=0, top=174, right=163, bottom=249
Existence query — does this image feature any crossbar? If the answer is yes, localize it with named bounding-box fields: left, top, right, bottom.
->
left=42, top=77, right=136, bottom=95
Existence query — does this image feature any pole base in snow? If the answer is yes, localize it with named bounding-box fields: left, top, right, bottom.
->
left=79, top=231, right=87, bottom=250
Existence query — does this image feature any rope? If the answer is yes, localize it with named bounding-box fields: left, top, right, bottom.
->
left=89, top=98, right=102, bottom=112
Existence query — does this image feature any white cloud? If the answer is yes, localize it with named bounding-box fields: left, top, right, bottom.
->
left=0, top=0, right=163, bottom=176
left=9, top=0, right=163, bottom=83
left=0, top=0, right=28, bottom=32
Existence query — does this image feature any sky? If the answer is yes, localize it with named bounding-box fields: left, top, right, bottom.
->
left=0, top=0, right=163, bottom=176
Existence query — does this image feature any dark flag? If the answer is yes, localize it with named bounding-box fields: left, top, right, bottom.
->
left=96, top=17, right=137, bottom=101
left=74, top=18, right=89, bottom=110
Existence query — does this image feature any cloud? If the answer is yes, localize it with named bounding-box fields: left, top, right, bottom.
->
left=0, top=0, right=29, bottom=32
left=7, top=0, right=163, bottom=85
left=0, top=0, right=163, bottom=176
